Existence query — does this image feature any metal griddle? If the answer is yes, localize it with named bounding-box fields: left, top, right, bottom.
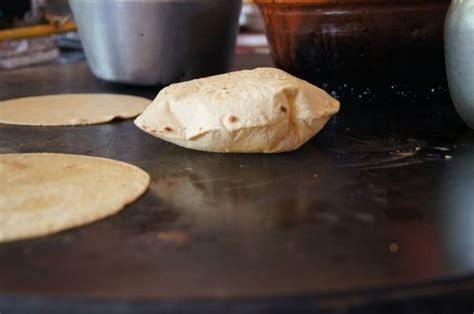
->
left=1, top=55, right=474, bottom=313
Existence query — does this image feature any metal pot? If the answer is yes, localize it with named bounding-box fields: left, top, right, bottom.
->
left=69, top=0, right=242, bottom=86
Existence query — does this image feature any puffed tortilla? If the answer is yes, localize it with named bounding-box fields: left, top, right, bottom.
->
left=0, top=94, right=151, bottom=126
left=135, top=67, right=340, bottom=153
left=0, top=153, right=150, bottom=243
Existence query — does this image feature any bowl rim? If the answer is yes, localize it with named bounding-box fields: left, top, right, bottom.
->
left=253, top=0, right=449, bottom=5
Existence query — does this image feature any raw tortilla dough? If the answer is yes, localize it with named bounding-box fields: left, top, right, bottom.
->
left=0, top=94, right=151, bottom=126
left=0, top=153, right=150, bottom=243
left=135, top=67, right=340, bottom=153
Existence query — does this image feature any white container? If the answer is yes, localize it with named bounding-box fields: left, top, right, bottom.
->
left=445, top=0, right=474, bottom=128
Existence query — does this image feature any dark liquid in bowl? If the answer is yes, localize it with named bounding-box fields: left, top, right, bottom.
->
left=257, top=1, right=450, bottom=104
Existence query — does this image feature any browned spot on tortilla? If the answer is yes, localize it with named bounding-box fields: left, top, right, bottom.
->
left=280, top=106, right=288, bottom=113
left=150, top=129, right=157, bottom=134
left=158, top=230, right=190, bottom=245
left=142, top=125, right=148, bottom=130
left=164, top=126, right=173, bottom=132
left=7, top=161, right=27, bottom=171
left=228, top=115, right=238, bottom=123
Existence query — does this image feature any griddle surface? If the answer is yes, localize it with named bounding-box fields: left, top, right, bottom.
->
left=1, top=59, right=474, bottom=310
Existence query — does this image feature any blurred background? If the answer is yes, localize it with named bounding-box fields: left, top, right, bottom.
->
left=0, top=0, right=268, bottom=71
left=0, top=0, right=453, bottom=105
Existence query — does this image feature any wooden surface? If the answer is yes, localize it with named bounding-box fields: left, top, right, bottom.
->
left=0, top=55, right=474, bottom=313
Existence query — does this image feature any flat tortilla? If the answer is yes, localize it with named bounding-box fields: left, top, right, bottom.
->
left=0, top=94, right=150, bottom=126
left=0, top=153, right=150, bottom=243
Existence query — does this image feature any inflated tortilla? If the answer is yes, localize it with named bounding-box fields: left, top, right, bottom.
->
left=0, top=153, right=150, bottom=243
left=0, top=94, right=150, bottom=126
left=135, top=68, right=340, bottom=153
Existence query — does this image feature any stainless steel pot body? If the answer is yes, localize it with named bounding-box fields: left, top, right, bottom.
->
left=69, top=0, right=242, bottom=85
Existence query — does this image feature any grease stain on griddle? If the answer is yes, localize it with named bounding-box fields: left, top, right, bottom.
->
left=158, top=230, right=190, bottom=246
left=337, top=135, right=457, bottom=172
left=353, top=212, right=376, bottom=223
left=325, top=132, right=431, bottom=170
